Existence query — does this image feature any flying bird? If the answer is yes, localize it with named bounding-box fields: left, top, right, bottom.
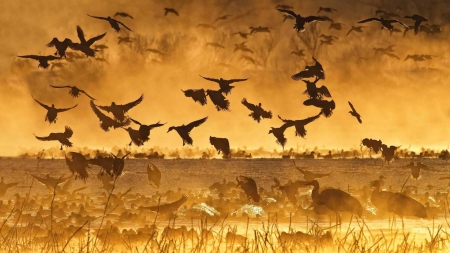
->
left=200, top=75, right=248, bottom=95
left=164, top=8, right=179, bottom=16
left=33, top=97, right=77, bottom=124
left=215, top=15, right=232, bottom=23
left=46, top=38, right=73, bottom=58
left=147, top=163, right=161, bottom=188
left=114, top=12, right=133, bottom=19
left=232, top=31, right=250, bottom=39
left=269, top=122, right=293, bottom=149
left=32, top=174, right=72, bottom=193
left=70, top=26, right=106, bottom=57
left=209, top=136, right=231, bottom=158
left=167, top=117, right=208, bottom=146
left=110, top=152, right=131, bottom=177
left=277, top=9, right=326, bottom=32
left=122, top=127, right=145, bottom=146
left=236, top=176, right=260, bottom=202
left=97, top=94, right=144, bottom=122
left=292, top=57, right=325, bottom=80
left=278, top=112, right=322, bottom=138
left=90, top=100, right=131, bottom=132
left=346, top=26, right=364, bottom=36
left=50, top=85, right=96, bottom=100
left=357, top=17, right=408, bottom=31
left=404, top=162, right=431, bottom=180
left=318, top=7, right=337, bottom=13
left=242, top=98, right=272, bottom=123
left=234, top=42, right=253, bottom=54
left=35, top=126, right=74, bottom=150
left=206, top=89, right=230, bottom=111
left=302, top=78, right=331, bottom=99
left=293, top=161, right=331, bottom=181
left=348, top=101, right=362, bottom=123
left=87, top=14, right=133, bottom=33
left=129, top=118, right=165, bottom=142
left=403, top=15, right=427, bottom=34
left=303, top=99, right=335, bottom=117
left=17, top=55, right=59, bottom=69
left=182, top=89, right=207, bottom=106
left=66, top=152, right=90, bottom=180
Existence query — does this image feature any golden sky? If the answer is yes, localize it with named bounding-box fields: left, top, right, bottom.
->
left=1, top=0, right=449, bottom=156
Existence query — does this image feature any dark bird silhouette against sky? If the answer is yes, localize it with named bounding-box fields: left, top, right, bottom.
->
left=404, top=162, right=431, bottom=180
left=292, top=57, right=325, bottom=80
left=200, top=75, right=248, bottom=95
left=346, top=26, right=364, bottom=36
left=111, top=152, right=131, bottom=177
left=122, top=127, right=145, bottom=146
left=318, top=7, right=337, bottom=13
left=232, top=31, right=250, bottom=39
left=182, top=89, right=207, bottom=106
left=234, top=42, right=254, bottom=54
left=236, top=176, right=260, bottom=202
left=210, top=136, right=231, bottom=158
left=293, top=161, right=331, bottom=181
left=206, top=89, right=230, bottom=111
left=242, top=98, right=272, bottom=123
left=269, top=122, right=293, bottom=149
left=164, top=8, right=179, bottom=16
left=147, top=163, right=161, bottom=188
left=278, top=112, right=322, bottom=138
left=358, top=17, right=409, bottom=31
left=167, top=117, right=208, bottom=146
left=129, top=118, right=165, bottom=143
left=277, top=9, right=326, bottom=32
left=302, top=78, right=331, bottom=99
left=403, top=14, right=427, bottom=35
left=361, top=138, right=383, bottom=155
left=65, top=152, right=90, bottom=180
left=17, top=55, right=59, bottom=69
left=348, top=101, right=362, bottom=124
left=303, top=98, right=335, bottom=117
left=33, top=97, right=77, bottom=124
left=114, top=12, right=133, bottom=19
left=87, top=14, right=133, bottom=33
left=70, top=26, right=106, bottom=57
left=50, top=85, right=96, bottom=100
left=97, top=94, right=144, bottom=122
left=215, top=15, right=231, bottom=23
left=381, top=144, right=400, bottom=163
left=35, top=126, right=73, bottom=150
left=90, top=100, right=131, bottom=132
left=46, top=38, right=73, bottom=58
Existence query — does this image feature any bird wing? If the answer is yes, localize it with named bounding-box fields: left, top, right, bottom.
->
left=384, top=52, right=400, bottom=60
left=64, top=126, right=74, bottom=139
left=393, top=20, right=409, bottom=28
left=86, top=32, right=107, bottom=46
left=185, top=117, right=208, bottom=132
left=76, top=26, right=87, bottom=44
left=123, top=94, right=144, bottom=112
left=129, top=117, right=142, bottom=126
left=35, top=133, right=56, bottom=141
left=33, top=97, right=51, bottom=110
left=148, top=121, right=166, bottom=129
left=50, top=85, right=72, bottom=89
left=318, top=86, right=332, bottom=97
left=348, top=101, right=356, bottom=112
left=200, top=75, right=220, bottom=83
left=299, top=112, right=322, bottom=125
left=358, top=18, right=381, bottom=23
left=304, top=16, right=327, bottom=23
left=241, top=98, right=257, bottom=111
left=277, top=115, right=293, bottom=124
left=56, top=104, right=78, bottom=112
left=79, top=89, right=96, bottom=100
left=260, top=109, right=273, bottom=119
left=87, top=14, right=109, bottom=21
left=346, top=28, right=355, bottom=36
left=116, top=20, right=133, bottom=31
left=91, top=100, right=112, bottom=121
left=276, top=9, right=297, bottom=18
left=228, top=78, right=248, bottom=83
left=18, top=55, right=41, bottom=60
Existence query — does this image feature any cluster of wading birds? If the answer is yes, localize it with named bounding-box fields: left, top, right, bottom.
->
left=13, top=4, right=445, bottom=227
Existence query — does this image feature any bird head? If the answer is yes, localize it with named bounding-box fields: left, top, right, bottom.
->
left=258, top=103, right=262, bottom=107
left=51, top=104, right=55, bottom=108
left=304, top=180, right=319, bottom=188
left=167, top=126, right=175, bottom=133
left=111, top=102, right=116, bottom=106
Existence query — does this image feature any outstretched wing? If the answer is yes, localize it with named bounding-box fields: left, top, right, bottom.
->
left=46, top=38, right=58, bottom=47
left=148, top=121, right=166, bottom=129
left=358, top=17, right=381, bottom=23
left=277, top=115, right=294, bottom=124
left=56, top=104, right=78, bottom=112
left=260, top=108, right=273, bottom=119
left=348, top=101, right=356, bottom=112
left=116, top=20, right=133, bottom=32
left=64, top=126, right=73, bottom=139
left=305, top=16, right=327, bottom=23
left=18, top=55, right=41, bottom=60
left=199, top=75, right=220, bottom=83
left=76, top=26, right=87, bottom=44
left=241, top=98, right=257, bottom=111
left=79, top=89, right=96, bottom=100
left=185, top=117, right=208, bottom=132
left=317, top=85, right=332, bottom=97
left=35, top=133, right=56, bottom=141
left=123, top=94, right=144, bottom=112
left=299, top=112, right=322, bottom=125
left=87, top=14, right=109, bottom=21
left=228, top=78, right=248, bottom=83
left=90, top=100, right=115, bottom=131
left=393, top=20, right=409, bottom=28
left=277, top=9, right=297, bottom=18
left=33, top=97, right=51, bottom=110
left=129, top=117, right=142, bottom=126
left=50, top=85, right=72, bottom=89
left=86, top=32, right=107, bottom=46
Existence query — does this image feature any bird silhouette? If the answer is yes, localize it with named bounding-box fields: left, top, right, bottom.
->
left=373, top=45, right=396, bottom=54
left=197, top=24, right=215, bottom=30
left=302, top=78, right=331, bottom=99
left=293, top=161, right=331, bottom=181
left=215, top=15, right=232, bottom=23
left=114, top=12, right=133, bottom=19
left=329, top=22, right=343, bottom=30
left=234, top=42, right=253, bottom=54
left=0, top=177, right=19, bottom=197
left=97, top=94, right=144, bottom=122
left=358, top=17, right=408, bottom=30
left=50, top=85, right=96, bottom=100
left=147, top=163, right=161, bottom=188
left=236, top=176, right=260, bottom=202
left=404, top=54, right=427, bottom=62
left=140, top=194, right=187, bottom=216
left=182, top=89, right=207, bottom=106
left=318, top=7, right=337, bottom=13
left=306, top=180, right=363, bottom=226
left=403, top=14, right=427, bottom=35
left=249, top=26, right=271, bottom=34
left=361, top=138, right=383, bottom=155
left=17, top=55, right=59, bottom=69
left=387, top=192, right=427, bottom=229
left=303, top=99, right=335, bottom=117
left=346, top=26, right=364, bottom=36
left=90, top=100, right=131, bottom=132
left=370, top=179, right=393, bottom=216
left=291, top=57, right=325, bottom=80
left=70, top=26, right=106, bottom=57
left=200, top=75, right=248, bottom=95
left=167, top=117, right=208, bottom=146
left=65, top=152, right=90, bottom=180
left=33, top=97, right=77, bottom=124
left=129, top=118, right=165, bottom=143
left=277, top=9, right=326, bottom=32
left=269, top=122, right=293, bottom=149
left=404, top=162, right=431, bottom=180
left=232, top=31, right=250, bottom=39
left=241, top=98, right=272, bottom=123
left=318, top=15, right=334, bottom=22
left=348, top=101, right=362, bottom=124
left=35, top=126, right=73, bottom=150
left=209, top=136, right=231, bottom=158
left=278, top=112, right=322, bottom=138
left=90, top=155, right=114, bottom=176
left=87, top=14, right=132, bottom=33
left=164, top=8, right=179, bottom=16
left=111, top=152, right=131, bottom=177
left=46, top=38, right=73, bottom=58
left=319, top=34, right=338, bottom=41
left=206, top=89, right=230, bottom=111
left=32, top=174, right=72, bottom=193
left=381, top=144, right=400, bottom=163
left=122, top=127, right=145, bottom=146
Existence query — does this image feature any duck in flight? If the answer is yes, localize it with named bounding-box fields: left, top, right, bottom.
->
left=167, top=117, right=208, bottom=146
left=357, top=17, right=409, bottom=30
left=33, top=97, right=77, bottom=124
left=164, top=8, right=179, bottom=16
left=277, top=9, right=326, bottom=32
left=403, top=14, right=427, bottom=35
left=70, top=26, right=106, bottom=57
left=346, top=26, right=364, bottom=36
left=50, top=85, right=96, bottom=100
left=206, top=89, right=230, bottom=111
left=90, top=100, right=130, bottom=132
left=65, top=152, right=90, bottom=180
left=278, top=112, right=322, bottom=138
left=129, top=118, right=165, bottom=143
left=269, top=122, right=293, bottom=149
left=87, top=14, right=132, bottom=33
left=292, top=57, right=325, bottom=80
left=302, top=78, right=331, bottom=99
left=200, top=75, right=248, bottom=95
left=17, top=55, right=60, bottom=69
left=46, top=38, right=73, bottom=58
left=182, top=89, right=207, bottom=106
left=114, top=12, right=133, bottom=19
left=242, top=98, right=273, bottom=123
left=318, top=7, right=337, bottom=13
left=303, top=98, right=335, bottom=117
left=348, top=101, right=362, bottom=123
left=35, top=126, right=74, bottom=150
left=96, top=94, right=144, bottom=122
left=122, top=127, right=145, bottom=146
